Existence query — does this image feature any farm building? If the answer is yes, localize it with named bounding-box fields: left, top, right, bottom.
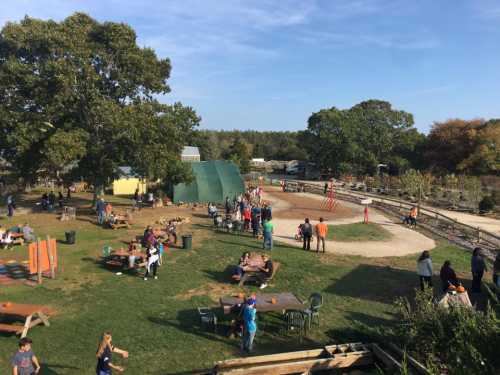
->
left=112, top=166, right=147, bottom=195
left=173, top=160, right=245, bottom=204
left=181, top=146, right=201, bottom=162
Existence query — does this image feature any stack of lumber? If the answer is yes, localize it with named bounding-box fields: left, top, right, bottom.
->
left=201, top=342, right=430, bottom=375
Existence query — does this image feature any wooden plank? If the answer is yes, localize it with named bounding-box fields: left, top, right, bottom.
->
left=36, top=238, right=42, bottom=285
left=217, top=348, right=329, bottom=368
left=46, top=235, right=55, bottom=279
left=388, top=343, right=430, bottom=375
left=371, top=344, right=402, bottom=372
left=217, top=353, right=373, bottom=375
left=21, top=314, right=32, bottom=339
left=0, top=323, right=24, bottom=334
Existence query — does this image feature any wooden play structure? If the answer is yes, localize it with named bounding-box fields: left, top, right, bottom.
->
left=322, top=179, right=337, bottom=212
left=202, top=342, right=430, bottom=375
left=28, top=236, right=58, bottom=284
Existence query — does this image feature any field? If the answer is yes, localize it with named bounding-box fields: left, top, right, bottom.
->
left=327, top=222, right=393, bottom=242
left=0, top=192, right=482, bottom=374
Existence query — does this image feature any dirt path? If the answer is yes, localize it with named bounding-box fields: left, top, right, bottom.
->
left=265, top=188, right=435, bottom=257
left=292, top=179, right=500, bottom=236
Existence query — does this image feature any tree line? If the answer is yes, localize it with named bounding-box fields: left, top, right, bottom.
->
left=197, top=101, right=498, bottom=177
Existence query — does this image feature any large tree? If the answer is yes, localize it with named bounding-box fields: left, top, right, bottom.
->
left=303, top=100, right=419, bottom=176
left=0, top=13, right=199, bottom=193
left=426, top=119, right=499, bottom=175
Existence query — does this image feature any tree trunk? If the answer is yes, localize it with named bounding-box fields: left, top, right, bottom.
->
left=92, top=183, right=105, bottom=208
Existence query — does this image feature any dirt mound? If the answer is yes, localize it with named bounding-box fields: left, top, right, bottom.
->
left=268, top=191, right=358, bottom=220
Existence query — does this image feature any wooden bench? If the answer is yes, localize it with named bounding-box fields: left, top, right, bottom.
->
left=239, top=261, right=280, bottom=287
left=0, top=323, right=24, bottom=334
left=110, top=222, right=131, bottom=230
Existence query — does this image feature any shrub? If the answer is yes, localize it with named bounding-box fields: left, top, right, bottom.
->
left=479, top=196, right=495, bottom=212
left=389, top=289, right=500, bottom=374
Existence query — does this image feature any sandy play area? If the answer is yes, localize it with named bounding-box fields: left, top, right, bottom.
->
left=264, top=187, right=436, bottom=257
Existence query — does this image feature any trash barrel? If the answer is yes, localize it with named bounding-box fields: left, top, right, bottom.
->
left=182, top=234, right=192, bottom=250
left=65, top=230, right=76, bottom=244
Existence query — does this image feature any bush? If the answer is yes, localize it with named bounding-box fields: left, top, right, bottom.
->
left=479, top=196, right=495, bottom=212
left=389, top=289, right=500, bottom=374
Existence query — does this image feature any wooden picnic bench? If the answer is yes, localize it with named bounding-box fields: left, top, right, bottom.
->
left=104, top=250, right=145, bottom=268
left=238, top=261, right=280, bottom=287
left=0, top=302, right=51, bottom=338
left=110, top=215, right=132, bottom=230
left=220, top=292, right=304, bottom=315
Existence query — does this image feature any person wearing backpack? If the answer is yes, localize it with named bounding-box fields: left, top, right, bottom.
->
left=301, top=218, right=313, bottom=251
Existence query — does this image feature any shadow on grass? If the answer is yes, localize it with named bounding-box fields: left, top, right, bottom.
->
left=324, top=264, right=418, bottom=304
left=40, top=363, right=81, bottom=375
left=203, top=266, right=234, bottom=284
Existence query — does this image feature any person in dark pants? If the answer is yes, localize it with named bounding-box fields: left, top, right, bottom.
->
left=417, top=250, right=433, bottom=291
left=471, top=247, right=487, bottom=293
left=6, top=195, right=15, bottom=217
left=439, top=260, right=459, bottom=292
left=301, top=218, right=313, bottom=251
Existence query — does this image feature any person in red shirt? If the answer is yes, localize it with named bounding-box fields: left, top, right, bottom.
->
left=243, top=206, right=251, bottom=231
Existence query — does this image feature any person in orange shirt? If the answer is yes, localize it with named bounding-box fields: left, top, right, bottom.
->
left=315, top=217, right=328, bottom=253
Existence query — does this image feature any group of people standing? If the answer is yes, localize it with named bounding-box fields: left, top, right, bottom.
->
left=416, top=247, right=497, bottom=293
left=297, top=217, right=328, bottom=253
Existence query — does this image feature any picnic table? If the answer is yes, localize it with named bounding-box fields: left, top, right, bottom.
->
left=220, top=292, right=305, bottom=315
left=105, top=249, right=145, bottom=268
left=0, top=302, right=51, bottom=338
left=110, top=214, right=132, bottom=229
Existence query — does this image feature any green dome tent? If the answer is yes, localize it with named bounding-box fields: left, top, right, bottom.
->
left=173, top=160, right=245, bottom=204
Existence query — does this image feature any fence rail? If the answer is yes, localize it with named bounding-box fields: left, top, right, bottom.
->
left=268, top=178, right=499, bottom=259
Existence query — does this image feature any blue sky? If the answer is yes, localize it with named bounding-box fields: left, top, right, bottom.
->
left=1, top=0, right=499, bottom=133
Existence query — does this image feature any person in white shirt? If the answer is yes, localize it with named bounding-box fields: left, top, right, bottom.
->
left=417, top=250, right=433, bottom=291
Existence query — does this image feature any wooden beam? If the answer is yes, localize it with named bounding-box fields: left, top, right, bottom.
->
left=46, top=235, right=55, bottom=279
left=36, top=238, right=42, bottom=285
left=216, top=353, right=373, bottom=375
left=370, top=344, right=402, bottom=372
left=216, top=348, right=329, bottom=368
left=388, top=343, right=430, bottom=375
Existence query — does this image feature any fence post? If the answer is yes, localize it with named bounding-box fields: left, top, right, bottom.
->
left=36, top=237, right=42, bottom=285
left=46, top=235, right=55, bottom=279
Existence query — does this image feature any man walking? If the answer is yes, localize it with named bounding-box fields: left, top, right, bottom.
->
left=241, top=298, right=257, bottom=354
left=301, top=218, right=313, bottom=251
left=315, top=217, right=328, bottom=253
left=262, top=218, right=274, bottom=250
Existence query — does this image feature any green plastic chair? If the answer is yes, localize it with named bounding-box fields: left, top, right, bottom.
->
left=303, top=293, right=323, bottom=329
left=102, top=246, right=112, bottom=257
left=285, top=310, right=307, bottom=341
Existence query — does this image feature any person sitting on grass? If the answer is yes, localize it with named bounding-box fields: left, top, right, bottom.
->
left=439, top=260, right=459, bottom=292
left=95, top=331, right=128, bottom=374
left=22, top=223, right=36, bottom=243
left=11, top=337, right=41, bottom=375
left=258, top=254, right=273, bottom=289
left=232, top=252, right=250, bottom=281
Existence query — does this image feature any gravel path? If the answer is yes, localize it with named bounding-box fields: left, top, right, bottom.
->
left=265, top=189, right=436, bottom=257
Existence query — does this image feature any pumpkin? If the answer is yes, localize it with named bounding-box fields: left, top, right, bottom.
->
left=457, top=285, right=465, bottom=293
left=271, top=297, right=277, bottom=304
left=3, top=302, right=12, bottom=308
left=447, top=284, right=457, bottom=291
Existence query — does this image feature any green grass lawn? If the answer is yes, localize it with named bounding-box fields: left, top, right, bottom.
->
left=0, top=205, right=478, bottom=375
left=327, top=222, right=393, bottom=242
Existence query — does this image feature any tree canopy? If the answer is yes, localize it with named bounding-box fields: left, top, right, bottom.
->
left=302, top=100, right=423, bottom=176
left=426, top=119, right=499, bottom=175
left=0, top=13, right=199, bottom=188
